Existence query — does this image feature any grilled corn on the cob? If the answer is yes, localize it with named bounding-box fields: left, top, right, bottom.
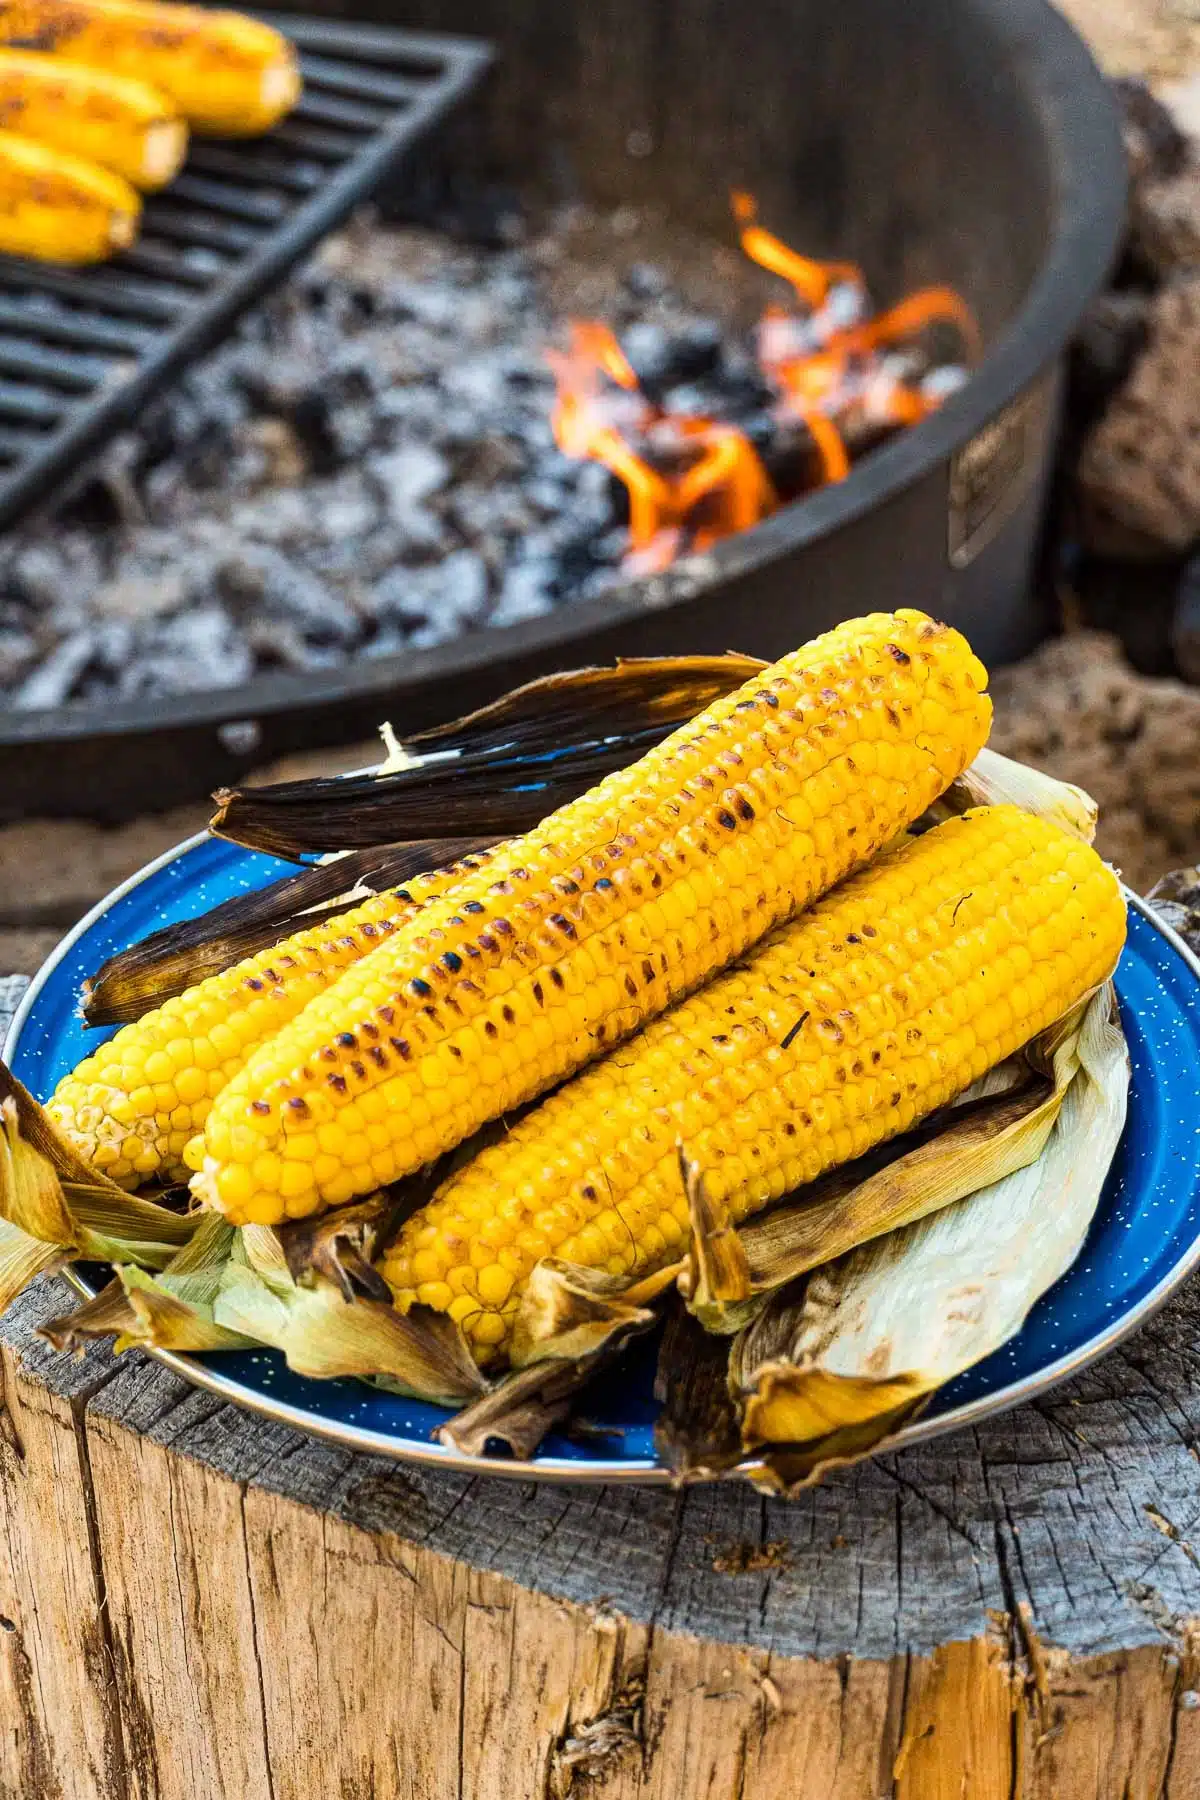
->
left=0, top=0, right=300, bottom=135
left=383, top=805, right=1126, bottom=1358
left=49, top=851, right=495, bottom=1186
left=0, top=127, right=138, bottom=261
left=0, top=50, right=186, bottom=187
left=190, top=609, right=993, bottom=1227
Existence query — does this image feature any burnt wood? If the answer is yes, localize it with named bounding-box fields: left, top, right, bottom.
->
left=4, top=883, right=1200, bottom=1798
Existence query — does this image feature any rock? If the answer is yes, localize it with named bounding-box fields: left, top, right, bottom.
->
left=1077, top=276, right=1200, bottom=555
left=0, top=629, right=34, bottom=684
left=1070, top=291, right=1152, bottom=418
left=990, top=630, right=1200, bottom=891
left=1113, top=77, right=1189, bottom=186
left=1130, top=165, right=1200, bottom=278
left=1173, top=552, right=1200, bottom=682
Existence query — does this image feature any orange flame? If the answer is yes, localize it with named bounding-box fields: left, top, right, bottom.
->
left=547, top=196, right=977, bottom=573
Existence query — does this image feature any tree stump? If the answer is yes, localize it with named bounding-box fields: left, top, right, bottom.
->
left=5, top=900, right=1200, bottom=1800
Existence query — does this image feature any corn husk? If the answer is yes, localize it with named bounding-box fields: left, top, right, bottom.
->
left=934, top=745, right=1098, bottom=842
left=0, top=1066, right=194, bottom=1271
left=82, top=839, right=493, bottom=1025
left=211, top=1240, right=485, bottom=1404
left=439, top=1253, right=673, bottom=1456
left=509, top=1256, right=680, bottom=1368
left=652, top=1301, right=744, bottom=1481
left=40, top=1214, right=254, bottom=1355
left=733, top=981, right=1129, bottom=1492
left=211, top=654, right=764, bottom=857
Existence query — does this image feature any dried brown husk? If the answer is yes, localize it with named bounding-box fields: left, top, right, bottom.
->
left=439, top=1255, right=673, bottom=1457
left=211, top=653, right=765, bottom=856
left=83, top=838, right=494, bottom=1025
left=212, top=1241, right=486, bottom=1404
left=278, top=1193, right=404, bottom=1303
left=40, top=1214, right=253, bottom=1355
left=731, top=982, right=1129, bottom=1492
left=508, top=1256, right=680, bottom=1369
left=0, top=1065, right=194, bottom=1270
left=652, top=1301, right=743, bottom=1481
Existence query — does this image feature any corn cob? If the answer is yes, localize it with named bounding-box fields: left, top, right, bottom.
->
left=0, top=51, right=186, bottom=188
left=0, top=0, right=300, bottom=136
left=383, top=805, right=1126, bottom=1358
left=190, top=609, right=993, bottom=1228
left=48, top=850, right=495, bottom=1186
left=0, top=127, right=138, bottom=261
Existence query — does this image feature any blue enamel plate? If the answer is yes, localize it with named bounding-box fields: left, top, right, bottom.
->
left=7, top=832, right=1200, bottom=1484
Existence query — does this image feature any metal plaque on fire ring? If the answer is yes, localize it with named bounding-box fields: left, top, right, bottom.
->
left=947, top=372, right=1055, bottom=569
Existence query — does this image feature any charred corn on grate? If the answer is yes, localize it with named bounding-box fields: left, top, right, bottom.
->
left=48, top=852, right=494, bottom=1186
left=383, top=804, right=1126, bottom=1357
left=0, top=0, right=300, bottom=136
left=0, top=51, right=186, bottom=189
left=0, top=128, right=138, bottom=262
left=190, top=609, right=992, bottom=1227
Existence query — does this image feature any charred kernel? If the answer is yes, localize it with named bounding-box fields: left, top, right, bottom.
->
left=191, top=613, right=994, bottom=1227
left=716, top=809, right=737, bottom=830
left=336, top=1032, right=357, bottom=1049
left=735, top=796, right=755, bottom=821
left=367, top=1046, right=388, bottom=1069
left=286, top=1097, right=310, bottom=1115
left=595, top=877, right=613, bottom=891
left=549, top=968, right=565, bottom=989
left=250, top=1100, right=271, bottom=1115
left=494, top=919, right=514, bottom=937
left=442, top=951, right=463, bottom=973
left=549, top=914, right=576, bottom=938
left=464, top=901, right=485, bottom=914
left=887, top=643, right=911, bottom=664
left=532, top=982, right=545, bottom=1007
left=410, top=978, right=433, bottom=999
left=390, top=1038, right=412, bottom=1060
left=502, top=1005, right=516, bottom=1025
left=244, top=978, right=264, bottom=992
left=484, top=1021, right=499, bottom=1039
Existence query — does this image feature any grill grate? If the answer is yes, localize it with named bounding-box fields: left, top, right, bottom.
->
left=0, top=12, right=492, bottom=532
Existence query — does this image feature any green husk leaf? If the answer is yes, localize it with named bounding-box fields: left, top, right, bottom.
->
left=0, top=1067, right=194, bottom=1273
left=213, top=1255, right=485, bottom=1403
left=731, top=981, right=1128, bottom=1491
left=39, top=1214, right=255, bottom=1354
left=508, top=1255, right=680, bottom=1369
left=211, top=654, right=765, bottom=857
left=934, top=746, right=1098, bottom=842
left=82, top=839, right=494, bottom=1025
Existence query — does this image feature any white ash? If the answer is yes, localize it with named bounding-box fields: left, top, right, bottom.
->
left=0, top=209, right=963, bottom=711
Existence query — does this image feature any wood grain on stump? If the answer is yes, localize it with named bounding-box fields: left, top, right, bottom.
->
left=5, top=914, right=1200, bottom=1800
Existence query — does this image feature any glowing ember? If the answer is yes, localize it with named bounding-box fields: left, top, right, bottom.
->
left=549, top=193, right=978, bottom=571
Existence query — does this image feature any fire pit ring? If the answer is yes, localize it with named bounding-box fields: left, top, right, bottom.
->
left=0, top=0, right=1124, bottom=821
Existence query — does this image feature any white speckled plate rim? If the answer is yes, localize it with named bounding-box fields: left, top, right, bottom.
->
left=6, top=832, right=1200, bottom=1485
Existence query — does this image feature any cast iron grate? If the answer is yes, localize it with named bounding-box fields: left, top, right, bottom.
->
left=0, top=11, right=492, bottom=530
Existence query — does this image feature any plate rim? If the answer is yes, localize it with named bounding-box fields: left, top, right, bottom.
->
left=6, top=832, right=1200, bottom=1486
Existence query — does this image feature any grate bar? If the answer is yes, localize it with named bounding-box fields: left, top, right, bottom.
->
left=0, top=298, right=154, bottom=354
left=292, top=88, right=393, bottom=130
left=167, top=174, right=291, bottom=224
left=265, top=119, right=369, bottom=159
left=0, top=335, right=109, bottom=391
left=184, top=142, right=324, bottom=195
left=295, top=53, right=434, bottom=105
left=0, top=13, right=492, bottom=533
left=137, top=205, right=261, bottom=255
left=0, top=382, right=66, bottom=425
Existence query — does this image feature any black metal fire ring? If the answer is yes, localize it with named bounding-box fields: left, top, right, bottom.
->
left=0, top=0, right=1125, bottom=823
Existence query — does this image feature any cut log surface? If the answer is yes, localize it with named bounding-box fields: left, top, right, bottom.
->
left=5, top=896, right=1200, bottom=1800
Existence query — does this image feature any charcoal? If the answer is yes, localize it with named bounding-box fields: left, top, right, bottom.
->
left=216, top=546, right=360, bottom=643
left=1070, top=292, right=1151, bottom=417
left=1114, top=78, right=1189, bottom=186
left=624, top=262, right=669, bottom=300
left=489, top=565, right=557, bottom=626
left=92, top=569, right=188, bottom=623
